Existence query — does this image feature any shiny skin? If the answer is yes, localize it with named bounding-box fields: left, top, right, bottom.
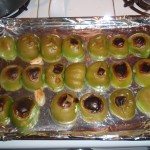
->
left=22, top=64, right=44, bottom=91
left=108, top=34, right=128, bottom=59
left=17, top=33, right=40, bottom=62
left=0, top=65, right=22, bottom=91
left=10, top=97, right=40, bottom=130
left=110, top=61, right=132, bottom=88
left=62, top=35, right=85, bottom=62
left=0, top=95, right=12, bottom=126
left=109, top=89, right=135, bottom=120
left=64, top=62, right=86, bottom=92
left=45, top=63, right=65, bottom=92
left=134, top=59, right=150, bottom=87
left=136, top=87, right=150, bottom=117
left=128, top=33, right=150, bottom=58
left=41, top=34, right=62, bottom=63
left=79, top=93, right=108, bottom=123
left=86, top=61, right=110, bottom=92
left=0, top=36, right=17, bottom=61
left=50, top=92, right=78, bottom=125
left=88, top=34, right=108, bottom=60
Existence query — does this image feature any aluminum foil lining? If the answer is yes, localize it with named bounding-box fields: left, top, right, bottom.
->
left=0, top=16, right=150, bottom=141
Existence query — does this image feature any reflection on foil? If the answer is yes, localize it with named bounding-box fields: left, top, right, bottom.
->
left=0, top=16, right=150, bottom=141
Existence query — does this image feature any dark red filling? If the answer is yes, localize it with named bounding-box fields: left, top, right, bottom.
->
left=133, top=36, right=146, bottom=48
left=140, top=62, right=150, bottom=73
left=115, top=96, right=126, bottom=107
left=97, top=67, right=105, bottom=75
left=70, top=38, right=78, bottom=45
left=113, top=38, right=125, bottom=48
left=113, top=62, right=128, bottom=79
left=14, top=97, right=34, bottom=118
left=53, top=64, right=63, bottom=74
left=84, top=95, right=103, bottom=113
left=27, top=67, right=40, bottom=81
left=7, top=67, right=19, bottom=80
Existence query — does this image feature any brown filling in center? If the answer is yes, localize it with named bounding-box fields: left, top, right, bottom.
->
left=6, top=67, right=19, bottom=80
left=84, top=95, right=103, bottom=113
left=70, top=38, right=78, bottom=45
left=133, top=36, right=146, bottom=48
left=27, top=67, right=40, bottom=81
left=14, top=97, right=34, bottom=118
left=97, top=67, right=105, bottom=75
left=58, top=94, right=78, bottom=108
left=53, top=64, right=63, bottom=74
left=140, top=62, right=150, bottom=73
left=115, top=96, right=126, bottom=107
left=113, top=38, right=125, bottom=48
left=114, top=62, right=128, bottom=78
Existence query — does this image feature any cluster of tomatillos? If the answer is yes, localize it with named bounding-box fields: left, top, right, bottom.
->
left=0, top=86, right=150, bottom=130
left=0, top=59, right=150, bottom=93
left=0, top=32, right=150, bottom=63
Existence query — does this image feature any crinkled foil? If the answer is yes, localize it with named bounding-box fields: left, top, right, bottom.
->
left=0, top=16, right=150, bottom=141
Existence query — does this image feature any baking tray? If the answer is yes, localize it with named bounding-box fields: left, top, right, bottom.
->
left=0, top=16, right=150, bottom=141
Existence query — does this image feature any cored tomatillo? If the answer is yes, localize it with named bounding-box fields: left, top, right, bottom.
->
left=10, top=97, right=40, bottom=130
left=128, top=33, right=150, bottom=58
left=22, top=64, right=44, bottom=91
left=110, top=61, right=132, bottom=88
left=45, top=63, right=65, bottom=92
left=17, top=33, right=40, bottom=62
left=41, top=34, right=62, bottom=63
left=86, top=61, right=110, bottom=92
left=79, top=93, right=108, bottom=123
left=109, top=34, right=128, bottom=59
left=50, top=92, right=78, bottom=125
left=134, top=59, right=150, bottom=87
left=109, top=89, right=135, bottom=120
left=62, top=35, right=85, bottom=62
left=0, top=65, right=22, bottom=91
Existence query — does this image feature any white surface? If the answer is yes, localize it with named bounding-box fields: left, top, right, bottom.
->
left=64, top=0, right=114, bottom=17
left=17, top=0, right=38, bottom=18
left=113, top=0, right=139, bottom=16
left=0, top=140, right=150, bottom=149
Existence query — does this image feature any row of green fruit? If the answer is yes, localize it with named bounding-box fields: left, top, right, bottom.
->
left=0, top=87, right=150, bottom=130
left=0, top=32, right=150, bottom=63
left=0, top=59, right=150, bottom=92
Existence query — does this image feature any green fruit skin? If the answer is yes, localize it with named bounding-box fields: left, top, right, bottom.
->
left=136, top=87, right=150, bottom=116
left=62, top=35, right=85, bottom=62
left=10, top=97, right=40, bottom=130
left=134, top=59, right=150, bottom=87
left=17, top=33, right=40, bottom=62
left=0, top=65, right=22, bottom=91
left=109, top=34, right=128, bottom=59
left=64, top=62, right=86, bottom=92
left=110, top=61, right=132, bottom=88
left=0, top=36, right=17, bottom=61
left=86, top=61, right=110, bottom=92
left=41, top=34, right=62, bottom=63
left=22, top=65, right=44, bottom=91
left=128, top=33, right=150, bottom=58
left=88, top=34, right=108, bottom=61
left=50, top=92, right=78, bottom=125
left=109, top=89, right=135, bottom=120
left=0, top=95, right=12, bottom=126
left=45, top=63, right=64, bottom=92
left=80, top=93, right=108, bottom=123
